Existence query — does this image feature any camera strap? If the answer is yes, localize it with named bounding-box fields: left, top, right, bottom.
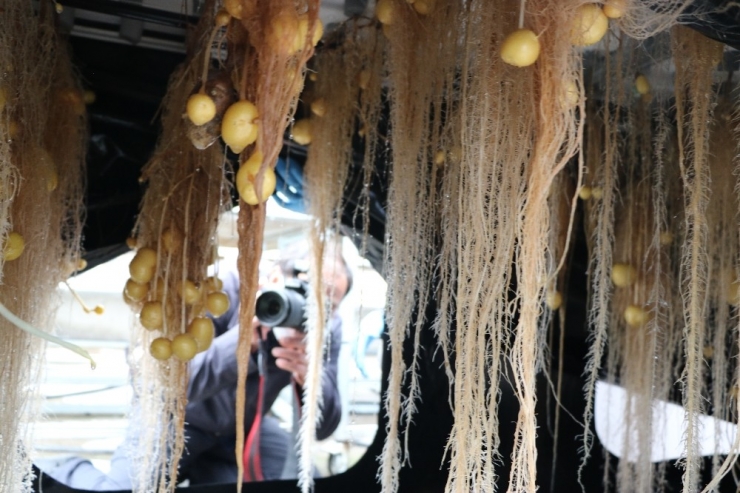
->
left=243, top=338, right=268, bottom=482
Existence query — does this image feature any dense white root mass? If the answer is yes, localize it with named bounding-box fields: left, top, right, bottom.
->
left=301, top=30, right=360, bottom=493
left=0, top=1, right=86, bottom=491
left=121, top=6, right=231, bottom=492
left=336, top=1, right=740, bottom=493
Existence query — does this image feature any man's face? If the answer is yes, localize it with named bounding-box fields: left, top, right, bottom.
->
left=266, top=256, right=348, bottom=311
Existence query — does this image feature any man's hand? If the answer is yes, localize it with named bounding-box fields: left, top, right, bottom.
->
left=272, top=329, right=308, bottom=386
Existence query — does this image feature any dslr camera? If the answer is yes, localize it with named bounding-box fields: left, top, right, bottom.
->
left=255, top=278, right=309, bottom=331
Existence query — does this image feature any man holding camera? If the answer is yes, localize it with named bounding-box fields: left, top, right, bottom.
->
left=182, top=252, right=350, bottom=483
left=42, top=250, right=350, bottom=488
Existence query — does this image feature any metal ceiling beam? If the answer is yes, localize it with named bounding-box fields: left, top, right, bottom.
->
left=59, top=0, right=199, bottom=28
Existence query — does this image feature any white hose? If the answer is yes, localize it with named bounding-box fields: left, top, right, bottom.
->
left=0, top=300, right=96, bottom=369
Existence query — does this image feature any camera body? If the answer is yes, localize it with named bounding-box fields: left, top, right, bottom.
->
left=255, top=278, right=309, bottom=331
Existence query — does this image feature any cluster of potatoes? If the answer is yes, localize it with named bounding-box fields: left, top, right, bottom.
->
left=609, top=235, right=678, bottom=329
left=610, top=262, right=649, bottom=328
left=500, top=2, right=628, bottom=69
left=124, top=244, right=230, bottom=362
left=184, top=5, right=323, bottom=207
left=374, top=0, right=630, bottom=70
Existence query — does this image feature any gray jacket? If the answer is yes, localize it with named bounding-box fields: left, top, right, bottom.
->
left=184, top=269, right=343, bottom=443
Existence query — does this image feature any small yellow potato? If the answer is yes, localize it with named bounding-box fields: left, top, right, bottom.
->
left=703, top=346, right=714, bottom=359
left=204, top=276, right=224, bottom=293
left=561, top=81, right=580, bottom=108
left=291, top=118, right=312, bottom=145
left=635, top=74, right=651, bottom=95
left=236, top=151, right=277, bottom=205
left=546, top=290, right=563, bottom=310
left=124, top=278, right=149, bottom=302
left=376, top=0, right=396, bottom=25
left=42, top=161, right=58, bottom=192
left=223, top=0, right=243, bottom=19
left=3, top=231, right=25, bottom=261
left=150, top=337, right=173, bottom=360
left=267, top=11, right=302, bottom=55
left=590, top=187, right=603, bottom=199
left=603, top=0, right=627, bottom=19
left=129, top=247, right=157, bottom=283
left=571, top=4, right=609, bottom=47
left=134, top=247, right=157, bottom=267
left=309, top=72, right=318, bottom=82
left=93, top=305, right=105, bottom=315
left=434, top=150, right=446, bottom=165
left=297, top=15, right=324, bottom=48
left=578, top=186, right=592, bottom=200
left=128, top=262, right=154, bottom=285
left=215, top=9, right=231, bottom=27
left=140, top=301, right=164, bottom=330
left=611, top=263, right=636, bottom=288
left=500, top=29, right=541, bottom=67
left=172, top=334, right=198, bottom=361
left=35, top=148, right=58, bottom=192
left=312, top=18, right=324, bottom=46
left=624, top=305, right=648, bottom=328
left=206, top=291, right=230, bottom=317
left=62, top=256, right=86, bottom=275
left=659, top=231, right=673, bottom=246
left=187, top=93, right=217, bottom=126
left=310, top=98, right=327, bottom=117
left=63, top=257, right=87, bottom=277
left=221, top=100, right=259, bottom=154
left=187, top=317, right=215, bottom=352
left=179, top=280, right=202, bottom=305
left=412, top=0, right=434, bottom=15
left=46, top=168, right=58, bottom=192
left=63, top=259, right=79, bottom=277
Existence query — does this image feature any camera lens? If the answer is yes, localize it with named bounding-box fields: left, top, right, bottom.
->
left=255, top=291, right=288, bottom=326
left=263, top=298, right=282, bottom=318
left=255, top=287, right=307, bottom=329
